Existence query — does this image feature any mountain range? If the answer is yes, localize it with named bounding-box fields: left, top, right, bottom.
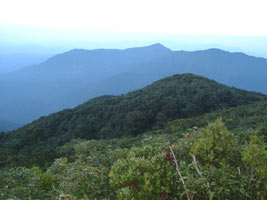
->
left=0, top=43, right=267, bottom=129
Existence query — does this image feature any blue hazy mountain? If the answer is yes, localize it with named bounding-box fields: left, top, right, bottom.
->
left=127, top=48, right=267, bottom=93
left=0, top=52, right=52, bottom=74
left=0, top=44, right=266, bottom=129
left=0, top=44, right=171, bottom=125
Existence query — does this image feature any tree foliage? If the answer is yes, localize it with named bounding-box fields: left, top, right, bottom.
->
left=190, top=119, right=235, bottom=165
left=1, top=120, right=266, bottom=199
left=1, top=74, right=266, bottom=168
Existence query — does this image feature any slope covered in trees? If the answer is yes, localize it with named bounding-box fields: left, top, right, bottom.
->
left=0, top=73, right=266, bottom=168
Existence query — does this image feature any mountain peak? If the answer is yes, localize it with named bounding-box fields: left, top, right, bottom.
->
left=147, top=43, right=168, bottom=49
left=124, top=43, right=171, bottom=55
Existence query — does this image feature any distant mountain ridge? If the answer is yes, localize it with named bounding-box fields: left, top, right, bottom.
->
left=127, top=48, right=267, bottom=92
left=0, top=43, right=266, bottom=128
left=0, top=44, right=172, bottom=125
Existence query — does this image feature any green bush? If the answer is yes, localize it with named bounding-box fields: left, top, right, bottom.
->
left=190, top=119, right=235, bottom=166
left=109, top=145, right=179, bottom=199
left=1, top=119, right=266, bottom=199
left=40, top=172, right=58, bottom=191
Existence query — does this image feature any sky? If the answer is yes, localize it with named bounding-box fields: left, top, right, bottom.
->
left=1, top=0, right=267, bottom=35
left=0, top=0, right=267, bottom=56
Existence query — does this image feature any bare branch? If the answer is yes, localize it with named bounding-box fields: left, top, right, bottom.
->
left=192, top=155, right=210, bottom=190
left=192, top=155, right=203, bottom=177
left=169, top=146, right=192, bottom=200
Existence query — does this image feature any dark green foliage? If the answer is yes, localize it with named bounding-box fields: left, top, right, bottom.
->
left=39, top=172, right=59, bottom=191
left=0, top=167, right=58, bottom=199
left=163, top=100, right=267, bottom=135
left=1, top=74, right=266, bottom=168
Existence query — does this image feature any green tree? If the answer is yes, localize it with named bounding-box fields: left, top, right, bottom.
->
left=190, top=119, right=235, bottom=166
left=242, top=134, right=267, bottom=198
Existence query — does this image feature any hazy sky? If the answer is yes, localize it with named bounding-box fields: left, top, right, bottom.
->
left=1, top=0, right=267, bottom=57
left=1, top=0, right=267, bottom=35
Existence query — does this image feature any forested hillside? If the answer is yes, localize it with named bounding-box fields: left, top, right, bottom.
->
left=1, top=101, right=266, bottom=199
left=0, top=73, right=266, bottom=170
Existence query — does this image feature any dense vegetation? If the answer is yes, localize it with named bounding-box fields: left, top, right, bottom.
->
left=0, top=74, right=266, bottom=169
left=0, top=74, right=266, bottom=199
left=1, top=118, right=266, bottom=199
